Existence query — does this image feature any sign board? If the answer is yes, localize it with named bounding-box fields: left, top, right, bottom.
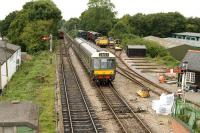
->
left=166, top=68, right=182, bottom=73
left=99, top=53, right=109, bottom=57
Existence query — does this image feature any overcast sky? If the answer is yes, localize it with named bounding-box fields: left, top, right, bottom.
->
left=0, top=0, right=199, bottom=20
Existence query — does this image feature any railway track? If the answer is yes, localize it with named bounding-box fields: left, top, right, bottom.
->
left=63, top=34, right=152, bottom=132
left=116, top=66, right=170, bottom=95
left=107, top=48, right=169, bottom=95
left=108, top=47, right=200, bottom=108
left=97, top=83, right=151, bottom=133
left=59, top=40, right=104, bottom=133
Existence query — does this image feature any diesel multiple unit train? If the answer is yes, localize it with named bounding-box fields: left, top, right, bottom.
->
left=73, top=38, right=116, bottom=83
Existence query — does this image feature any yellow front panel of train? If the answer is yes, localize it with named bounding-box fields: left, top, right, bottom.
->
left=94, top=70, right=114, bottom=75
left=99, top=40, right=109, bottom=45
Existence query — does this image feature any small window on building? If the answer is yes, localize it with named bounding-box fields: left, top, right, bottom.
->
left=186, top=72, right=195, bottom=83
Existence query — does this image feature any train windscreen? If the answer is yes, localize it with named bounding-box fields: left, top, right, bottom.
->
left=93, top=58, right=115, bottom=69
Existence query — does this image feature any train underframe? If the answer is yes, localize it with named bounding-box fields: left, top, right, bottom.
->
left=93, top=74, right=115, bottom=85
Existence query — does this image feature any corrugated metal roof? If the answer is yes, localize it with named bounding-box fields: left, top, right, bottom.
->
left=127, top=45, right=147, bottom=49
left=182, top=50, right=200, bottom=72
left=174, top=32, right=200, bottom=37
left=0, top=40, right=20, bottom=65
left=144, top=36, right=200, bottom=49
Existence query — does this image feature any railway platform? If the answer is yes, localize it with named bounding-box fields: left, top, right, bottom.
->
left=120, top=51, right=200, bottom=107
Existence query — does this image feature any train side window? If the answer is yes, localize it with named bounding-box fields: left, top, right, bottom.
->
left=94, top=59, right=100, bottom=69
left=101, top=59, right=107, bottom=69
left=107, top=59, right=115, bottom=69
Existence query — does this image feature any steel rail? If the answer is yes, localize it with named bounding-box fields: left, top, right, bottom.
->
left=98, top=83, right=151, bottom=133
left=108, top=47, right=200, bottom=108
left=63, top=42, right=99, bottom=133
left=97, top=85, right=128, bottom=133
left=60, top=44, right=74, bottom=133
left=109, top=83, right=152, bottom=133
left=116, top=67, right=169, bottom=96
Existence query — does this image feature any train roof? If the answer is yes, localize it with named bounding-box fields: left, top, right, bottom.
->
left=74, top=38, right=115, bottom=58
left=74, top=38, right=98, bottom=54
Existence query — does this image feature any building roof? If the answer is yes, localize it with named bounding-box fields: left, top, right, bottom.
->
left=144, top=36, right=200, bottom=49
left=144, top=36, right=185, bottom=49
left=182, top=50, right=200, bottom=72
left=0, top=102, right=39, bottom=129
left=0, top=40, right=20, bottom=65
left=173, top=32, right=200, bottom=37
left=127, top=45, right=147, bottom=49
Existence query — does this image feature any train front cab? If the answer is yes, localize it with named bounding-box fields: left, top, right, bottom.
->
left=91, top=52, right=116, bottom=83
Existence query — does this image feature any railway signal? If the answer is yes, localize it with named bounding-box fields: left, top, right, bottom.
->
left=41, top=34, right=53, bottom=52
left=41, top=35, right=49, bottom=41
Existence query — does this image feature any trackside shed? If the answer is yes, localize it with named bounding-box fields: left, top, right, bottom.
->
left=0, top=41, right=21, bottom=92
left=126, top=45, right=147, bottom=57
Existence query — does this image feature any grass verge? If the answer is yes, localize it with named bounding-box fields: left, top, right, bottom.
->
left=0, top=51, right=56, bottom=133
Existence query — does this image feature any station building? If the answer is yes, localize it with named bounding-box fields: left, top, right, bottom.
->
left=172, top=32, right=200, bottom=41
left=0, top=41, right=21, bottom=92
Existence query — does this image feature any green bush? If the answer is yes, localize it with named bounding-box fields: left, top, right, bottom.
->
left=160, top=55, right=180, bottom=67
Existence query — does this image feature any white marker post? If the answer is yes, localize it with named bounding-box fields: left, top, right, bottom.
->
left=181, top=61, right=188, bottom=103
left=49, top=34, right=53, bottom=52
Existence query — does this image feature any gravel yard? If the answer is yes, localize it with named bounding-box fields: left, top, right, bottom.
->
left=68, top=47, right=172, bottom=133
left=113, top=73, right=172, bottom=133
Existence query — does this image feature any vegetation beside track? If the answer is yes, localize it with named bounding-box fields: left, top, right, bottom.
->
left=1, top=51, right=56, bottom=133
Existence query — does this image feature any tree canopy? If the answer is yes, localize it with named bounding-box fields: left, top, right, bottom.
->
left=0, top=0, right=62, bottom=53
left=76, top=0, right=116, bottom=35
left=88, top=0, right=115, bottom=9
left=113, top=12, right=186, bottom=38
left=0, top=11, right=18, bottom=37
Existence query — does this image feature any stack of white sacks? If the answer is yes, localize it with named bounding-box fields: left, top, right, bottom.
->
left=152, top=93, right=175, bottom=115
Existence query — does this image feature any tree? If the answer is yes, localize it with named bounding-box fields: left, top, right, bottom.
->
left=88, top=0, right=114, bottom=9
left=0, top=11, right=18, bottom=37
left=129, top=12, right=186, bottom=37
left=20, top=20, right=53, bottom=53
left=65, top=18, right=80, bottom=32
left=80, top=0, right=116, bottom=35
left=5, top=0, right=62, bottom=52
left=186, top=17, right=200, bottom=32
left=109, top=14, right=134, bottom=38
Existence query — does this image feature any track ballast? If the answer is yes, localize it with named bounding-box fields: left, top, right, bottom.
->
left=58, top=39, right=104, bottom=133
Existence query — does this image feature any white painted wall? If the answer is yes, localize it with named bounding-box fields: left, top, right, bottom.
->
left=0, top=49, right=21, bottom=90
